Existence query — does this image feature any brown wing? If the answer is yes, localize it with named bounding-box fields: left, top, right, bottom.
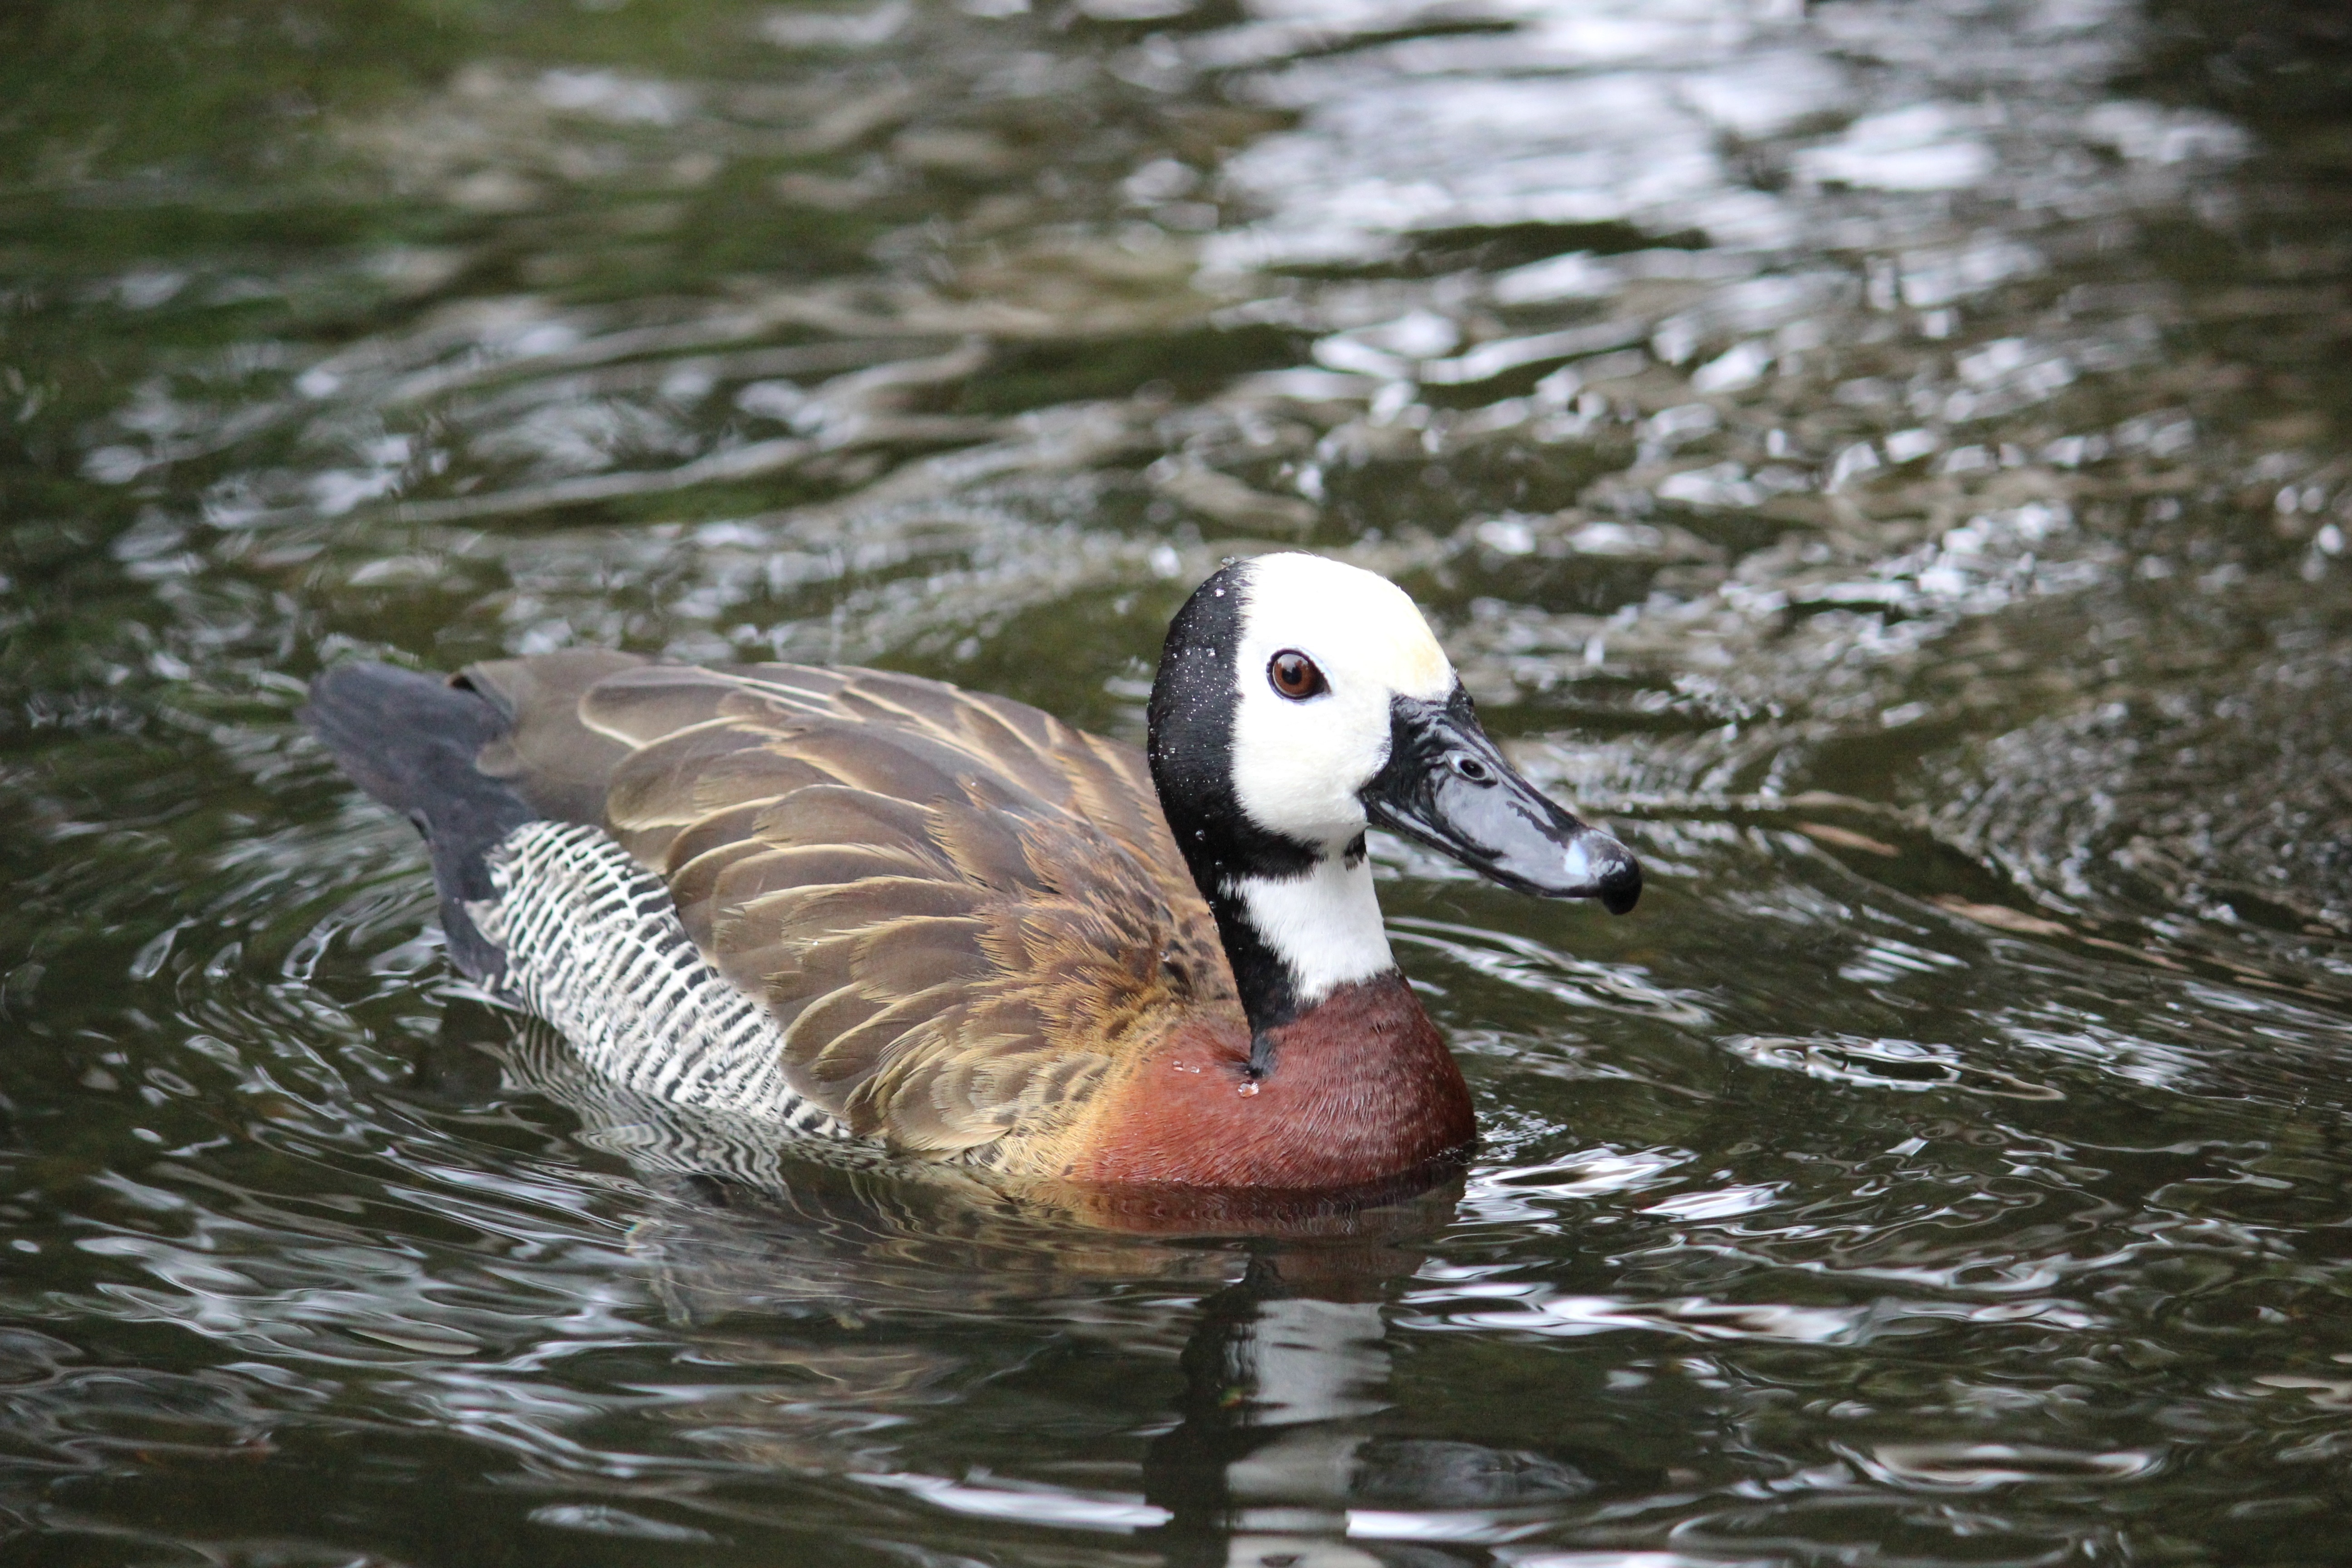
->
left=458, top=656, right=1238, bottom=1155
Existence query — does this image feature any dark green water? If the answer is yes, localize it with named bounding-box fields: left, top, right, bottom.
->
left=5, top=0, right=2352, bottom=1562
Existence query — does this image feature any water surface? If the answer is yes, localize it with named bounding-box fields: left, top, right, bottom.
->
left=5, top=0, right=2352, bottom=1563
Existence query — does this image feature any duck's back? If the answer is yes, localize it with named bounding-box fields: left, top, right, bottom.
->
left=305, top=652, right=1245, bottom=1169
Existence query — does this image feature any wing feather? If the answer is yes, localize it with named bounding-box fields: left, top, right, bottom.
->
left=472, top=657, right=1240, bottom=1159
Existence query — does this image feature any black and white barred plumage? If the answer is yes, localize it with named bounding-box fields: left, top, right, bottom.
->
left=471, top=819, right=852, bottom=1140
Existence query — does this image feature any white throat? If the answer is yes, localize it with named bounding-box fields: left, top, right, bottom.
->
left=1230, top=850, right=1397, bottom=1006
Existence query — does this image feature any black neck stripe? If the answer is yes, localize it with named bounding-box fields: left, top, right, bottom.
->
left=1147, top=562, right=1324, bottom=1034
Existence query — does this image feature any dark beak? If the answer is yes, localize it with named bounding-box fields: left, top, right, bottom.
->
left=1360, top=690, right=1642, bottom=913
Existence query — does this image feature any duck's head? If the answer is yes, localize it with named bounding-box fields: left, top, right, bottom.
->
left=1148, top=553, right=1640, bottom=1030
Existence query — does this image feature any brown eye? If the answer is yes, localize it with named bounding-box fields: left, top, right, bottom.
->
left=1268, top=650, right=1328, bottom=700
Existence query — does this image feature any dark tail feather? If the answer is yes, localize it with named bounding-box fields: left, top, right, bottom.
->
left=302, top=662, right=538, bottom=980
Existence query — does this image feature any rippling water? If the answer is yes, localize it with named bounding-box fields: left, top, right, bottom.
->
left=5, top=0, right=2352, bottom=1561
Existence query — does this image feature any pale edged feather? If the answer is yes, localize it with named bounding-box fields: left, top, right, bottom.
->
left=462, top=649, right=645, bottom=823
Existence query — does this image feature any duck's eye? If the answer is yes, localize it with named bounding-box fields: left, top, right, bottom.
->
left=1267, top=650, right=1328, bottom=700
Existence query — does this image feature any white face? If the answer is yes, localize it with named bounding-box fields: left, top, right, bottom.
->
left=1229, top=553, right=1456, bottom=852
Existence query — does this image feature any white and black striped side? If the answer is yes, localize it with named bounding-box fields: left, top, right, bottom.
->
left=470, top=820, right=852, bottom=1139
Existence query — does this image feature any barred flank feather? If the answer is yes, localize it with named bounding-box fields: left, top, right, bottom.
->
left=472, top=820, right=851, bottom=1141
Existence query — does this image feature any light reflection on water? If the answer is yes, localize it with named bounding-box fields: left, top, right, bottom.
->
left=5, top=0, right=2352, bottom=1561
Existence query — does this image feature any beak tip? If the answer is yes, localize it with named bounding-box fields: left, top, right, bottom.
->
left=1600, top=871, right=1641, bottom=915
left=1559, top=831, right=1642, bottom=912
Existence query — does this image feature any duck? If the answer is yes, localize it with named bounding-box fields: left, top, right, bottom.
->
left=304, top=552, right=1641, bottom=1191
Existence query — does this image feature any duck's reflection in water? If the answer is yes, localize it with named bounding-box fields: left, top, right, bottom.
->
left=1146, top=1263, right=1595, bottom=1568
left=480, top=1015, right=1594, bottom=1563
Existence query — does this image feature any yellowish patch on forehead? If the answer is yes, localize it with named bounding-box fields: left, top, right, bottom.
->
left=1389, top=617, right=1450, bottom=695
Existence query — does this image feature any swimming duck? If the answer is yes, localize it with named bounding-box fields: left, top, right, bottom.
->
left=305, top=552, right=1640, bottom=1191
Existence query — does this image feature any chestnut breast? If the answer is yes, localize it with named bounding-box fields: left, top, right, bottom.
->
left=1059, top=974, right=1476, bottom=1189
